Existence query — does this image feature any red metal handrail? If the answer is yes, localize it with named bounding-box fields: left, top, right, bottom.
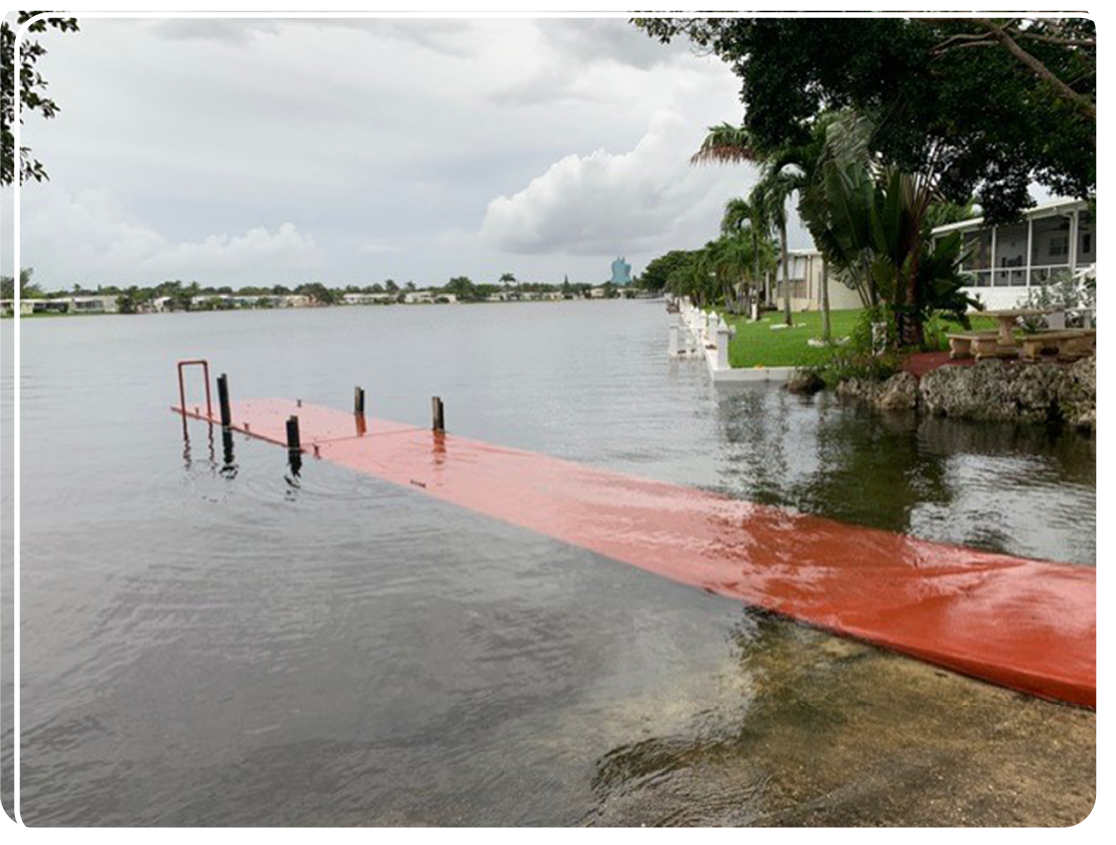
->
left=177, top=359, right=213, bottom=419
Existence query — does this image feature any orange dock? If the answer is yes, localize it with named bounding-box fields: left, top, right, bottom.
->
left=174, top=397, right=1096, bottom=708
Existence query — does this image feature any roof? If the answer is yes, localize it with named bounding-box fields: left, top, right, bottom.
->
left=930, top=197, right=1090, bottom=236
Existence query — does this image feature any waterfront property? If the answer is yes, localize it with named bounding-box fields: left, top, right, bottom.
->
left=931, top=198, right=1096, bottom=310
left=343, top=292, right=396, bottom=305
left=1, top=294, right=120, bottom=315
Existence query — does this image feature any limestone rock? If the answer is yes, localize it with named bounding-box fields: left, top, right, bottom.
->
left=837, top=356, right=1095, bottom=432
left=877, top=371, right=920, bottom=411
left=786, top=369, right=825, bottom=395
left=835, top=376, right=881, bottom=404
left=1058, top=355, right=1096, bottom=431
left=919, top=361, right=1017, bottom=421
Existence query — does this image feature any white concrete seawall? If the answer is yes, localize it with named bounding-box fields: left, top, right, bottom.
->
left=668, top=297, right=796, bottom=384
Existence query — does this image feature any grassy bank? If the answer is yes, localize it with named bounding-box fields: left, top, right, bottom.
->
left=722, top=309, right=1000, bottom=368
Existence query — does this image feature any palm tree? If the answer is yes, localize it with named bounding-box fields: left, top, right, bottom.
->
left=750, top=170, right=798, bottom=326
left=697, top=117, right=856, bottom=336
left=499, top=272, right=516, bottom=298
left=721, top=197, right=767, bottom=318
left=693, top=122, right=802, bottom=327
left=691, top=123, right=761, bottom=167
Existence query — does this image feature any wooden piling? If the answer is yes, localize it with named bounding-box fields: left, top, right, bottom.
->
left=431, top=396, right=445, bottom=432
left=354, top=386, right=365, bottom=416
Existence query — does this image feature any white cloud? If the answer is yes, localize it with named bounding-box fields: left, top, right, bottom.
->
left=20, top=186, right=321, bottom=286
left=479, top=110, right=751, bottom=256
left=11, top=18, right=756, bottom=284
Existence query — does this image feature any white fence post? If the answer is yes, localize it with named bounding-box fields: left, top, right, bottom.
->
left=716, top=318, right=732, bottom=370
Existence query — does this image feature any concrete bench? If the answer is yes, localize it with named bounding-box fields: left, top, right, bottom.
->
left=1019, top=329, right=1096, bottom=362
left=946, top=331, right=1002, bottom=360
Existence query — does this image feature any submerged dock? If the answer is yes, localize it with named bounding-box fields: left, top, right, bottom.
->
left=173, top=395, right=1096, bottom=708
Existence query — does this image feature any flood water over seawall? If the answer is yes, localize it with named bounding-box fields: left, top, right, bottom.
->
left=2, top=301, right=1096, bottom=825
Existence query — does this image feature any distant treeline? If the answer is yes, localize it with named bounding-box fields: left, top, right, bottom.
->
left=2, top=272, right=646, bottom=312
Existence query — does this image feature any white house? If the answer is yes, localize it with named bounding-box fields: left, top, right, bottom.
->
left=930, top=197, right=1095, bottom=310
left=772, top=249, right=862, bottom=312
left=343, top=292, right=395, bottom=305
left=16, top=295, right=119, bottom=315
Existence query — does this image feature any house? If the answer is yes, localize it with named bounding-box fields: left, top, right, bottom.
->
left=930, top=198, right=1095, bottom=310
left=772, top=249, right=862, bottom=312
left=343, top=292, right=395, bottom=305
left=18, top=295, right=120, bottom=315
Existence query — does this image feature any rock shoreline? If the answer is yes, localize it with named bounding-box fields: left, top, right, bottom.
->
left=792, top=356, right=1096, bottom=431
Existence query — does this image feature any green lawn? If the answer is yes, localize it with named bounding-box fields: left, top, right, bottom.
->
left=722, top=309, right=1000, bottom=368
left=723, top=310, right=862, bottom=368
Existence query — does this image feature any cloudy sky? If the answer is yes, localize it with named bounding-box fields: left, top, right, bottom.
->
left=8, top=15, right=817, bottom=290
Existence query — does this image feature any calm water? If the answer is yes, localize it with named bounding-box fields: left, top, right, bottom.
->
left=1, top=301, right=1096, bottom=825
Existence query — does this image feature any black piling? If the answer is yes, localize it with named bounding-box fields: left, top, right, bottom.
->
left=221, top=428, right=236, bottom=476
left=217, top=373, right=232, bottom=428
left=286, top=414, right=302, bottom=474
left=354, top=386, right=366, bottom=417
left=431, top=396, right=445, bottom=432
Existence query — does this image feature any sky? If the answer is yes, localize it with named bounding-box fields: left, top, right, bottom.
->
left=5, top=15, right=818, bottom=290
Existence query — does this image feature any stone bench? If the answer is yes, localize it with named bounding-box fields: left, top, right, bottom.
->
left=946, top=331, right=1002, bottom=360
left=1019, top=329, right=1096, bottom=362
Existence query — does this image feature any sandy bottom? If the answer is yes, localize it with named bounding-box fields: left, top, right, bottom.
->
left=581, top=611, right=1095, bottom=827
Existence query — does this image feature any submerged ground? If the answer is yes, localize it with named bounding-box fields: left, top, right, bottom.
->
left=1, top=300, right=1094, bottom=825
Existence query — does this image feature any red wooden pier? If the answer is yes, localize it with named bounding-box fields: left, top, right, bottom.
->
left=172, top=374, right=1096, bottom=709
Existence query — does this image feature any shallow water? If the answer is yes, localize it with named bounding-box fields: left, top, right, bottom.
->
left=1, top=301, right=1096, bottom=825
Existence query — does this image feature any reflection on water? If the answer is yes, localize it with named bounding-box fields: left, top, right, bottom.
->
left=2, top=302, right=1094, bottom=825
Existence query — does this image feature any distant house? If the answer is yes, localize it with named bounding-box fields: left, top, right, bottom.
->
left=772, top=250, right=862, bottom=312
left=343, top=292, right=395, bottom=305
left=14, top=295, right=120, bottom=315
left=930, top=197, right=1095, bottom=310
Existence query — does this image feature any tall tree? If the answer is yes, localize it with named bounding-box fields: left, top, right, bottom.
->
left=635, top=17, right=1094, bottom=222
left=720, top=197, right=775, bottom=317
left=751, top=169, right=797, bottom=326
left=1, top=12, right=80, bottom=185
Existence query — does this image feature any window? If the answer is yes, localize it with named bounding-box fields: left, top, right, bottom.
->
left=962, top=229, right=992, bottom=271
left=1077, top=212, right=1096, bottom=265
left=1031, top=215, right=1071, bottom=267
left=996, top=222, right=1028, bottom=268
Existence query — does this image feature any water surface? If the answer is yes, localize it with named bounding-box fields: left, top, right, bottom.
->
left=1, top=301, right=1096, bottom=824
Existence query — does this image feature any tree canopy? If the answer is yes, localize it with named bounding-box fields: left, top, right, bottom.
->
left=1, top=11, right=80, bottom=185
left=634, top=17, right=1094, bottom=222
